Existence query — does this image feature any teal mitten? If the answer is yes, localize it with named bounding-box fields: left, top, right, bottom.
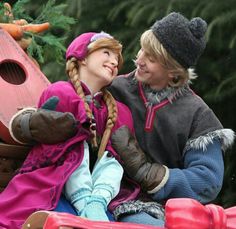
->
left=41, top=96, right=59, bottom=110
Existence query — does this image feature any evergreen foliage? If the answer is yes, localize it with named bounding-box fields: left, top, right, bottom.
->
left=0, top=0, right=76, bottom=65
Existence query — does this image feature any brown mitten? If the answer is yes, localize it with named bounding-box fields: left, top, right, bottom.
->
left=10, top=96, right=77, bottom=145
left=111, top=126, right=169, bottom=193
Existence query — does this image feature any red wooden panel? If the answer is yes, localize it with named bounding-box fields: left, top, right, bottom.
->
left=0, top=28, right=50, bottom=144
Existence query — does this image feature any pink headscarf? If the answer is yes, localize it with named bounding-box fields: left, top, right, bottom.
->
left=66, top=32, right=113, bottom=60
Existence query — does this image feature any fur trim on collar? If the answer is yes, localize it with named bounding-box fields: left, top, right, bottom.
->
left=140, top=81, right=191, bottom=105
left=184, top=128, right=235, bottom=153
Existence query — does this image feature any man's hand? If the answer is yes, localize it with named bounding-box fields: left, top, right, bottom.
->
left=111, top=126, right=169, bottom=193
left=10, top=96, right=77, bottom=145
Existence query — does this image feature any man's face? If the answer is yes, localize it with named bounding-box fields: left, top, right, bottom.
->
left=134, top=49, right=171, bottom=90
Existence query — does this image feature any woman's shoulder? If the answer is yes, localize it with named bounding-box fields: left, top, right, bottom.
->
left=114, top=101, right=134, bottom=132
left=116, top=100, right=131, bottom=112
left=47, top=81, right=74, bottom=93
left=38, top=81, right=82, bottom=111
left=42, top=81, right=77, bottom=99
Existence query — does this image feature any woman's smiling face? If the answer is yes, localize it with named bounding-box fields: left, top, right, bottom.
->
left=84, top=48, right=119, bottom=85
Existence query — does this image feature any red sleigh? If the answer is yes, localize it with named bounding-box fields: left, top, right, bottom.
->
left=0, top=26, right=50, bottom=193
left=0, top=27, right=50, bottom=144
left=22, top=198, right=236, bottom=229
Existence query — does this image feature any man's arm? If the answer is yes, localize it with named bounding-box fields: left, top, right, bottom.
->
left=111, top=126, right=224, bottom=204
left=111, top=125, right=169, bottom=193
left=152, top=139, right=224, bottom=203
left=9, top=96, right=77, bottom=145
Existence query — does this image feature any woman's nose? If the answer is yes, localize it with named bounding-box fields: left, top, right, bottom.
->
left=111, top=56, right=118, bottom=67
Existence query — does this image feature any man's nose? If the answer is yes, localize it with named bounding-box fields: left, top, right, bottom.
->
left=136, top=53, right=145, bottom=66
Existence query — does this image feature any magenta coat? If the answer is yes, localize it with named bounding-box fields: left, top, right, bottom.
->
left=0, top=81, right=140, bottom=228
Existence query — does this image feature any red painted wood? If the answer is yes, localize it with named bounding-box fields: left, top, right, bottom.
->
left=22, top=198, right=236, bottom=228
left=23, top=211, right=164, bottom=229
left=165, top=198, right=236, bottom=229
left=0, top=28, right=50, bottom=144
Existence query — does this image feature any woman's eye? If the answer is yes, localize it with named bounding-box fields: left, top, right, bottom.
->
left=104, top=50, right=110, bottom=55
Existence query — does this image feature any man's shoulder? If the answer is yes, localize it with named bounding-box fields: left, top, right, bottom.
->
left=114, top=101, right=134, bottom=132
left=111, top=71, right=134, bottom=88
left=117, top=73, right=131, bottom=78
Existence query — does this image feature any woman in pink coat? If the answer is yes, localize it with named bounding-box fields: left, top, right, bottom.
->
left=0, top=31, right=140, bottom=228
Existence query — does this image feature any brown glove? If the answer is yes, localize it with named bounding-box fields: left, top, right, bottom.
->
left=10, top=97, right=77, bottom=145
left=111, top=126, right=169, bottom=193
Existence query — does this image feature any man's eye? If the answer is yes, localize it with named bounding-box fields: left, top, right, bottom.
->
left=149, top=58, right=155, bottom=62
left=147, top=55, right=155, bottom=62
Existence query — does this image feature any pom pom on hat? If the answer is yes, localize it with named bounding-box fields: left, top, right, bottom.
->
left=189, top=17, right=207, bottom=39
left=66, top=32, right=113, bottom=60
left=151, top=12, right=207, bottom=68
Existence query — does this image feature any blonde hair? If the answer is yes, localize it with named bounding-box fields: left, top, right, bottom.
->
left=66, top=37, right=121, bottom=158
left=140, top=30, right=197, bottom=87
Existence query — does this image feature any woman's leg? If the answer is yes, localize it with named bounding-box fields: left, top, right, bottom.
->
left=54, top=194, right=115, bottom=221
left=81, top=151, right=123, bottom=221
left=64, top=141, right=92, bottom=215
left=119, top=212, right=165, bottom=227
left=54, top=194, right=77, bottom=215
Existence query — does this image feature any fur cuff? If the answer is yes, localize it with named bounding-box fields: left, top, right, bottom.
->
left=113, top=199, right=165, bottom=221
left=9, top=107, right=37, bottom=144
left=184, top=128, right=235, bottom=153
left=147, top=165, right=170, bottom=194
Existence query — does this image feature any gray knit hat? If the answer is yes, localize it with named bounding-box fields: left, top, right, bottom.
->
left=151, top=12, right=207, bottom=68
